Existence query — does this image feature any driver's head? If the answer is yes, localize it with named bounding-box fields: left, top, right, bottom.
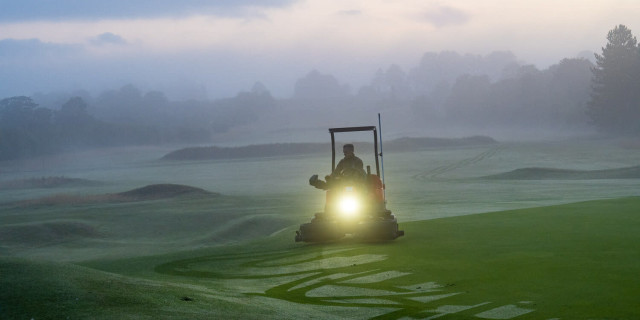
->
left=343, top=144, right=355, bottom=157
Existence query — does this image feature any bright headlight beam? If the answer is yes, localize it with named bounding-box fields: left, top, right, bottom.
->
left=338, top=196, right=359, bottom=217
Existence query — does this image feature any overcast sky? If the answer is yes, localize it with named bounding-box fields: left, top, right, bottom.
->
left=1, top=0, right=639, bottom=99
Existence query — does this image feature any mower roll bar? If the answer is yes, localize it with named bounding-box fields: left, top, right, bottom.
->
left=329, top=126, right=380, bottom=178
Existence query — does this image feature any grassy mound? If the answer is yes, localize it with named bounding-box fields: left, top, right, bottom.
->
left=0, top=176, right=100, bottom=190
left=2, top=192, right=289, bottom=261
left=161, top=136, right=497, bottom=160
left=161, top=143, right=327, bottom=160
left=0, top=221, right=101, bottom=246
left=483, top=165, right=640, bottom=180
left=117, top=184, right=218, bottom=200
left=16, top=194, right=123, bottom=206
left=15, top=184, right=218, bottom=207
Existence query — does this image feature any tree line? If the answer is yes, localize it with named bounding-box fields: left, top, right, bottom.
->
left=289, top=24, right=639, bottom=135
left=1, top=24, right=638, bottom=161
left=0, top=84, right=275, bottom=161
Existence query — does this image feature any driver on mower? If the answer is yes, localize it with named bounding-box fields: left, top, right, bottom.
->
left=309, top=143, right=366, bottom=190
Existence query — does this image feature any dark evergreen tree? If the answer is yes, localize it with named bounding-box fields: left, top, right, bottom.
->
left=0, top=96, right=56, bottom=159
left=56, top=96, right=90, bottom=125
left=588, top=24, right=640, bottom=134
left=0, top=96, right=39, bottom=129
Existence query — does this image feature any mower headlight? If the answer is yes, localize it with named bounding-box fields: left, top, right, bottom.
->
left=338, top=195, right=360, bottom=218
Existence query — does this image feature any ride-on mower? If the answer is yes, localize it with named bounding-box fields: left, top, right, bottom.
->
left=295, top=120, right=404, bottom=242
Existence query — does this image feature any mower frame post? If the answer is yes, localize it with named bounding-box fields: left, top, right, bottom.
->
left=329, top=126, right=380, bottom=178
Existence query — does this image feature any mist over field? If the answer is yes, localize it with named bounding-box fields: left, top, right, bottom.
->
left=2, top=2, right=640, bottom=319
left=0, top=47, right=613, bottom=159
left=0, top=48, right=602, bottom=162
left=1, top=1, right=640, bottom=163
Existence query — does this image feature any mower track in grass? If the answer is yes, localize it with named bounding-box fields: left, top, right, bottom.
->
left=149, top=196, right=640, bottom=319
left=2, top=197, right=640, bottom=319
left=153, top=244, right=537, bottom=319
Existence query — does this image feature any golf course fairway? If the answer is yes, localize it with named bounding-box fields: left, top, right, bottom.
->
left=2, top=196, right=639, bottom=319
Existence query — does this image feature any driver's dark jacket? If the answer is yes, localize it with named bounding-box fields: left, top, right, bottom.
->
left=333, top=155, right=364, bottom=177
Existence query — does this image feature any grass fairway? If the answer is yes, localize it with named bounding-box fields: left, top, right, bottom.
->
left=2, top=197, right=640, bottom=319
left=394, top=197, right=640, bottom=319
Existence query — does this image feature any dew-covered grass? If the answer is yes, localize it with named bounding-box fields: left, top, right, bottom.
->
left=3, top=197, right=638, bottom=319
left=1, top=138, right=640, bottom=318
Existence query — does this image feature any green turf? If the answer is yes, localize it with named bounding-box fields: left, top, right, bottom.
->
left=0, top=257, right=273, bottom=319
left=2, top=197, right=640, bottom=319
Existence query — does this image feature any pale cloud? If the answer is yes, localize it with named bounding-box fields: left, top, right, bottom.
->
left=422, top=5, right=470, bottom=27
left=1, top=0, right=640, bottom=98
left=89, top=32, right=128, bottom=46
left=2, top=0, right=634, bottom=58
